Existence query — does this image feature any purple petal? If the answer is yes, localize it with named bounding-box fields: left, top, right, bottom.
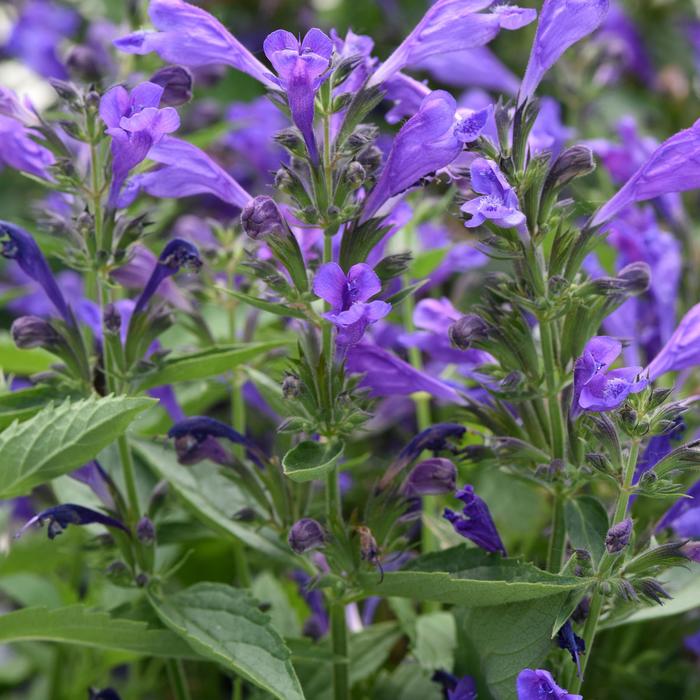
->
left=313, top=262, right=347, bottom=310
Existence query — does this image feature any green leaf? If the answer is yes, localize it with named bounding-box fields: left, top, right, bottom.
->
left=0, top=395, right=155, bottom=498
left=564, top=495, right=609, bottom=565
left=413, top=612, right=456, bottom=672
left=218, top=287, right=308, bottom=319
left=384, top=281, right=428, bottom=308
left=359, top=545, right=590, bottom=606
left=0, top=333, right=56, bottom=374
left=133, top=441, right=294, bottom=563
left=135, top=341, right=289, bottom=390
left=0, top=385, right=77, bottom=430
left=149, top=582, right=305, bottom=700
left=0, top=605, right=197, bottom=658
left=409, top=248, right=447, bottom=279
left=282, top=440, right=345, bottom=482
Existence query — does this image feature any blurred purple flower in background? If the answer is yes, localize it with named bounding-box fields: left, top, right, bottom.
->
left=646, top=303, right=700, bottom=380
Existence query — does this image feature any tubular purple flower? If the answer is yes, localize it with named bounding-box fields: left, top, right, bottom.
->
left=0, top=116, right=54, bottom=180
left=656, top=479, right=700, bottom=534
left=368, top=0, right=536, bottom=87
left=592, top=118, right=700, bottom=227
left=15, top=504, right=129, bottom=540
left=119, top=136, right=252, bottom=209
left=263, top=29, right=333, bottom=163
left=114, top=0, right=274, bottom=86
left=646, top=303, right=700, bottom=381
left=149, top=65, right=193, bottom=106
left=556, top=620, right=585, bottom=677
left=0, top=221, right=74, bottom=325
left=516, top=669, right=582, bottom=700
left=401, top=457, right=457, bottom=496
left=132, top=238, right=201, bottom=316
left=432, top=671, right=478, bottom=700
left=361, top=90, right=462, bottom=223
left=443, top=484, right=506, bottom=555
left=0, top=88, right=39, bottom=126
left=382, top=73, right=432, bottom=124
left=519, top=0, right=610, bottom=106
left=288, top=518, right=326, bottom=554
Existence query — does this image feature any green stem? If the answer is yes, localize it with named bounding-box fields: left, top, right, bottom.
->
left=330, top=599, right=349, bottom=700
left=545, top=491, right=565, bottom=572
left=539, top=320, right=565, bottom=459
left=167, top=660, right=192, bottom=700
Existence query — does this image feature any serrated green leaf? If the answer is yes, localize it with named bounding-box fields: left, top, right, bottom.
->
left=414, top=612, right=456, bottom=672
left=564, top=495, right=609, bottom=565
left=218, top=287, right=308, bottom=319
left=0, top=385, right=77, bottom=430
left=0, top=394, right=155, bottom=498
left=149, top=582, right=305, bottom=700
left=135, top=341, right=289, bottom=390
left=282, top=440, right=344, bottom=482
left=359, top=545, right=590, bottom=606
left=0, top=605, right=197, bottom=658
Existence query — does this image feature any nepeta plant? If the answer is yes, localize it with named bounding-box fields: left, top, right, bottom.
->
left=2, top=0, right=700, bottom=699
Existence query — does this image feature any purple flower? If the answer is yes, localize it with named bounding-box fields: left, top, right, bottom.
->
left=99, top=82, right=180, bottom=207
left=516, top=669, right=582, bottom=700
left=114, top=0, right=273, bottom=87
left=292, top=570, right=329, bottom=640
left=556, top=620, right=586, bottom=677
left=461, top=158, right=525, bottom=229
left=0, top=114, right=54, bottom=180
left=0, top=222, right=74, bottom=325
left=592, top=118, right=700, bottom=228
left=519, top=0, right=610, bottom=106
left=633, top=418, right=684, bottom=486
left=443, top=485, right=506, bottom=555
left=433, top=671, right=478, bottom=700
left=71, top=461, right=117, bottom=510
left=685, top=629, right=700, bottom=656
left=361, top=90, right=462, bottom=222
left=382, top=73, right=432, bottom=125
left=529, top=97, right=574, bottom=158
left=572, top=336, right=646, bottom=414
left=454, top=105, right=493, bottom=144
left=368, top=0, right=536, bottom=87
left=263, top=29, right=333, bottom=163
left=313, top=263, right=391, bottom=347
left=401, top=458, right=457, bottom=496
left=132, top=238, right=201, bottom=316
left=118, top=136, right=252, bottom=209
left=656, top=479, right=700, bottom=536
left=15, top=504, right=129, bottom=540
left=646, top=303, right=700, bottom=381
left=288, top=518, right=326, bottom=554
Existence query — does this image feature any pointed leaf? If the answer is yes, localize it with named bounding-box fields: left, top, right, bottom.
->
left=564, top=495, right=609, bottom=565
left=282, top=440, right=344, bottom=482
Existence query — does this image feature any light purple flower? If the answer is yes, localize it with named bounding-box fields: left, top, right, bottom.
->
left=114, top=0, right=274, bottom=86
left=361, top=90, right=462, bottom=222
left=313, top=263, right=391, bottom=347
left=368, top=0, right=536, bottom=87
left=0, top=116, right=54, bottom=180
left=516, top=669, right=582, bottom=700
left=454, top=105, right=493, bottom=144
left=263, top=29, right=333, bottom=163
left=656, top=479, right=700, bottom=535
left=529, top=97, right=574, bottom=158
left=461, top=158, right=525, bottom=229
left=443, top=484, right=506, bottom=555
left=0, top=88, right=39, bottom=126
left=382, top=73, right=432, bottom=125
left=646, top=303, right=700, bottom=381
left=519, top=0, right=610, bottom=106
left=592, top=117, right=700, bottom=227
left=99, top=82, right=180, bottom=207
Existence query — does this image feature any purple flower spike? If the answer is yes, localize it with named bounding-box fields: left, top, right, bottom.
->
left=461, top=158, right=525, bottom=229
left=361, top=90, right=462, bottom=223
left=516, top=668, right=582, bottom=700
left=592, top=118, right=700, bottom=228
left=646, top=303, right=700, bottom=381
left=132, top=238, right=201, bottom=316
left=0, top=221, right=74, bottom=325
left=443, top=484, right=506, bottom=555
left=263, top=29, right=333, bottom=163
left=15, top=504, right=129, bottom=540
left=519, top=0, right=610, bottom=106
left=100, top=81, right=181, bottom=207
left=114, top=0, right=274, bottom=87
left=313, top=263, right=391, bottom=347
left=368, top=0, right=536, bottom=87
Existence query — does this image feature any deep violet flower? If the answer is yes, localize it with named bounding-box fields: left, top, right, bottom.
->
left=0, top=221, right=74, bottom=325
left=443, top=484, right=506, bottom=555
left=292, top=569, right=329, bottom=640
left=516, top=669, right=582, bottom=700
left=360, top=90, right=462, bottom=223
left=263, top=29, right=333, bottom=163
left=15, top=504, right=129, bottom=540
left=519, top=0, right=610, bottom=106
left=99, top=82, right=180, bottom=206
left=368, top=0, right=536, bottom=87
left=313, top=263, right=391, bottom=347
left=646, top=303, right=700, bottom=381
left=461, top=158, right=525, bottom=229
left=432, top=670, right=478, bottom=700
left=556, top=620, right=586, bottom=677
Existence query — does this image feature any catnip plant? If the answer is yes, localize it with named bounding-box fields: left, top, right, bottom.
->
left=1, top=0, right=700, bottom=699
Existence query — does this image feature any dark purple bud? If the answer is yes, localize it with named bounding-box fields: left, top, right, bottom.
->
left=357, top=145, right=383, bottom=175
left=149, top=65, right=194, bottom=107
left=240, top=196, right=285, bottom=240
left=103, top=303, right=122, bottom=334
left=401, top=458, right=457, bottom=496
left=11, top=316, right=62, bottom=350
left=0, top=222, right=74, bottom=325
left=556, top=620, right=585, bottom=677
left=135, top=573, right=149, bottom=588
left=432, top=670, right=478, bottom=700
left=89, top=688, right=122, bottom=700
left=105, top=560, right=132, bottom=586
left=66, top=45, right=105, bottom=82
left=638, top=578, right=672, bottom=605
left=605, top=518, right=633, bottom=554
left=544, top=144, right=595, bottom=192
left=136, top=516, right=156, bottom=545
left=288, top=518, right=326, bottom=554
left=616, top=262, right=651, bottom=295
left=282, top=373, right=302, bottom=399
left=448, top=314, right=490, bottom=350
left=443, top=485, right=506, bottom=556
left=15, top=504, right=129, bottom=540
left=344, top=161, right=366, bottom=189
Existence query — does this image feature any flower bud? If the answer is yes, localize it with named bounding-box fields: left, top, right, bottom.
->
left=282, top=373, right=302, bottom=399
left=448, top=314, right=490, bottom=350
left=401, top=458, right=457, bottom=496
left=357, top=145, right=383, bottom=175
left=66, top=45, right=105, bottom=82
left=274, top=128, right=305, bottom=155
left=105, top=560, right=132, bottom=587
left=605, top=518, right=632, bottom=554
left=346, top=125, right=378, bottom=152
left=150, top=66, right=193, bottom=107
left=681, top=541, right=700, bottom=563
left=344, top=161, right=366, bottom=189
left=136, top=516, right=156, bottom=546
left=240, top=196, right=285, bottom=240
left=274, top=167, right=294, bottom=190
left=103, top=303, right=122, bottom=334
left=49, top=79, right=81, bottom=106
left=373, top=252, right=412, bottom=281
left=545, top=145, right=595, bottom=192
left=288, top=518, right=326, bottom=554
left=616, top=262, right=651, bottom=295
left=11, top=316, right=62, bottom=350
